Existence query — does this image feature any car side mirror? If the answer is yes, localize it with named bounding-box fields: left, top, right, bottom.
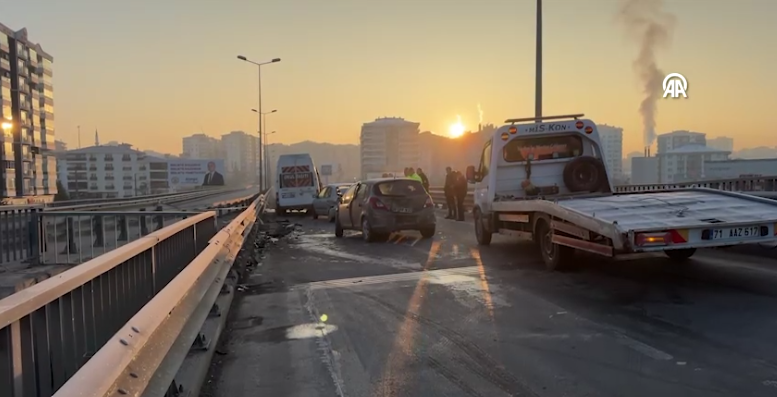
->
left=465, top=165, right=477, bottom=183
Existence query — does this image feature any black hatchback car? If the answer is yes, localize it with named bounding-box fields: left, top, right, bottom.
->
left=334, top=178, right=436, bottom=242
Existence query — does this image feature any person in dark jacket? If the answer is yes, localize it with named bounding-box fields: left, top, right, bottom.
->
left=416, top=168, right=430, bottom=191
left=443, top=167, right=456, bottom=219
left=454, top=170, right=468, bottom=221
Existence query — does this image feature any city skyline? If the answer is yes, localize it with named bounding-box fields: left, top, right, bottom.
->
left=2, top=1, right=775, bottom=157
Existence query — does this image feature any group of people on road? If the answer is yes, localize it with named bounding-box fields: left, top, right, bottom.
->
left=402, top=167, right=430, bottom=191
left=444, top=167, right=468, bottom=221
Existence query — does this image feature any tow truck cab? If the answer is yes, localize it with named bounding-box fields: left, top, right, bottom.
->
left=466, top=113, right=613, bottom=212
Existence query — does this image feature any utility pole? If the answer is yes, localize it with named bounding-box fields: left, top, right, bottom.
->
left=535, top=0, right=543, bottom=119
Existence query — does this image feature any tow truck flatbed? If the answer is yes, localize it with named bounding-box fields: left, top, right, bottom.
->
left=492, top=188, right=777, bottom=252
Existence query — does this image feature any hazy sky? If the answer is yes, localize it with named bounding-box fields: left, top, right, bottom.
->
left=2, top=0, right=775, bottom=155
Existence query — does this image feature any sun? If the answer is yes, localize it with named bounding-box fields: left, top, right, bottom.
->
left=448, top=120, right=466, bottom=138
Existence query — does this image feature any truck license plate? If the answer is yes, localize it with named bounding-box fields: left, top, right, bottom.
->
left=282, top=193, right=295, bottom=198
left=710, top=226, right=762, bottom=240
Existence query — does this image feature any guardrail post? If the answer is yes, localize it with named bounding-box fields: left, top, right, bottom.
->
left=28, top=210, right=41, bottom=264
left=117, top=215, right=128, bottom=241
left=154, top=205, right=164, bottom=231
left=93, top=215, right=105, bottom=247
left=140, top=208, right=149, bottom=236
left=61, top=217, right=78, bottom=254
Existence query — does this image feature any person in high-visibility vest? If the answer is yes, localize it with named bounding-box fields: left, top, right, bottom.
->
left=408, top=167, right=423, bottom=183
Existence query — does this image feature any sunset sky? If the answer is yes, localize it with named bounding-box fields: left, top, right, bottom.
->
left=2, top=0, right=775, bottom=155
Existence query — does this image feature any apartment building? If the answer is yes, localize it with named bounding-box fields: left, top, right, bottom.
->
left=0, top=23, right=57, bottom=200
left=221, top=131, right=258, bottom=180
left=182, top=133, right=223, bottom=159
left=597, top=124, right=624, bottom=178
left=56, top=144, right=151, bottom=199
left=656, top=130, right=706, bottom=154
left=360, top=117, right=421, bottom=178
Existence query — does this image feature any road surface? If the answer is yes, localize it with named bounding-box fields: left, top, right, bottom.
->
left=207, top=212, right=777, bottom=397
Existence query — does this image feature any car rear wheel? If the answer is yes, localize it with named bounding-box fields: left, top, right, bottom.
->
left=277, top=207, right=286, bottom=216
left=335, top=217, right=344, bottom=238
left=362, top=218, right=377, bottom=243
left=420, top=226, right=436, bottom=239
left=310, top=207, right=318, bottom=219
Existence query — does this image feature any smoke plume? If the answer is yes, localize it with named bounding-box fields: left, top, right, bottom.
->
left=617, top=0, right=675, bottom=148
left=477, top=103, right=484, bottom=124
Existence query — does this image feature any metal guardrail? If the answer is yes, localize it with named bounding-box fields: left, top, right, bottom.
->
left=0, top=190, right=268, bottom=397
left=0, top=189, right=257, bottom=266
left=427, top=175, right=777, bottom=209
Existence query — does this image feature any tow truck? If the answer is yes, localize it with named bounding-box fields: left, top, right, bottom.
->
left=465, top=114, right=777, bottom=270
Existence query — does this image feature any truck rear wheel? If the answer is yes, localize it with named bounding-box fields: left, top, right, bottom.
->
left=536, top=219, right=574, bottom=271
left=474, top=209, right=492, bottom=246
left=664, top=248, right=696, bottom=261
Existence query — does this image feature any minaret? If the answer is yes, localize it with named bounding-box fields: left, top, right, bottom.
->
left=95, top=129, right=100, bottom=146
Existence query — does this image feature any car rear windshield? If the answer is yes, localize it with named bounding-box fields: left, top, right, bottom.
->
left=374, top=180, right=426, bottom=196
left=503, top=135, right=583, bottom=162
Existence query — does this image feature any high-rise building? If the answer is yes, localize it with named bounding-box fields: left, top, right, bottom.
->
left=597, top=125, right=624, bottom=178
left=360, top=117, right=420, bottom=178
left=221, top=131, right=258, bottom=181
left=182, top=133, right=223, bottom=159
left=0, top=23, right=57, bottom=200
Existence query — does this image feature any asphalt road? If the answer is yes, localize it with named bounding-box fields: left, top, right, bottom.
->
left=207, top=212, right=777, bottom=397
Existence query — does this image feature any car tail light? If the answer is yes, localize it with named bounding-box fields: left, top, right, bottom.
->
left=424, top=196, right=434, bottom=208
left=369, top=196, right=388, bottom=210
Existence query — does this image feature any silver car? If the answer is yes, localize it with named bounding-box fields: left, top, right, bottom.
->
left=311, top=183, right=353, bottom=222
left=334, top=178, right=436, bottom=242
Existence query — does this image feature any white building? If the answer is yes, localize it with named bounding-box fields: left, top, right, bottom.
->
left=360, top=117, right=420, bottom=178
left=656, top=130, right=706, bottom=154
left=56, top=144, right=152, bottom=199
left=704, top=158, right=777, bottom=180
left=597, top=125, right=623, bottom=178
left=657, top=145, right=730, bottom=183
left=221, top=131, right=258, bottom=181
left=707, top=136, right=734, bottom=152
left=182, top=133, right=222, bottom=159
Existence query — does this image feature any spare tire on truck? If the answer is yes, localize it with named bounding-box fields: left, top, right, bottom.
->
left=563, top=156, right=605, bottom=193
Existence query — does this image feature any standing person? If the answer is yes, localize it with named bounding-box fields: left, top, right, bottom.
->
left=416, top=168, right=430, bottom=191
left=444, top=167, right=456, bottom=219
left=408, top=167, right=423, bottom=183
left=454, top=170, right=468, bottom=221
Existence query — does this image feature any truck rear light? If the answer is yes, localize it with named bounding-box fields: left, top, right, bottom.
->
left=635, top=230, right=687, bottom=247
left=635, top=232, right=671, bottom=247
left=369, top=196, right=388, bottom=210
left=424, top=197, right=434, bottom=208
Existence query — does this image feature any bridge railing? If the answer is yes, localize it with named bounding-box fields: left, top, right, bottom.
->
left=0, top=188, right=257, bottom=266
left=0, top=210, right=220, bottom=397
left=426, top=175, right=777, bottom=209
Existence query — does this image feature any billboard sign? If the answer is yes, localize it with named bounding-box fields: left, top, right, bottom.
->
left=168, top=159, right=226, bottom=188
left=320, top=164, right=333, bottom=176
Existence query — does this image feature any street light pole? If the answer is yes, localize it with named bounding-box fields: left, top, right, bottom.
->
left=264, top=131, right=276, bottom=189
left=237, top=55, right=281, bottom=190
left=535, top=0, right=543, bottom=120
left=252, top=109, right=277, bottom=189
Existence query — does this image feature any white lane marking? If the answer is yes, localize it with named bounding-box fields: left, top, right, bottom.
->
left=299, top=244, right=422, bottom=270
left=292, top=266, right=482, bottom=291
left=304, top=288, right=347, bottom=397
left=615, top=333, right=674, bottom=361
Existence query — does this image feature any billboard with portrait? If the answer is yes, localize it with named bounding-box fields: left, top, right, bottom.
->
left=168, top=159, right=226, bottom=188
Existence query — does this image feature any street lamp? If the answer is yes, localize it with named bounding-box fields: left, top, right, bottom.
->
left=251, top=109, right=277, bottom=188
left=237, top=55, right=281, bottom=190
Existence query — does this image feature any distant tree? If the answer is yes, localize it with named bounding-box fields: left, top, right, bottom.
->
left=54, top=180, right=69, bottom=201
